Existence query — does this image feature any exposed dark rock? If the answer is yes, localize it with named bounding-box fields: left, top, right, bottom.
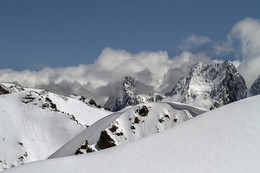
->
left=89, top=99, right=101, bottom=108
left=75, top=149, right=83, bottom=155
left=138, top=105, right=149, bottom=117
left=22, top=94, right=35, bottom=104
left=79, top=96, right=86, bottom=102
left=115, top=132, right=123, bottom=136
left=164, top=114, right=170, bottom=119
left=45, top=97, right=58, bottom=111
left=18, top=142, right=24, bottom=147
left=159, top=117, right=164, bottom=123
left=109, top=125, right=118, bottom=133
left=97, top=130, right=116, bottom=149
left=0, top=85, right=10, bottom=95
left=134, top=117, right=140, bottom=124
left=104, top=107, right=111, bottom=111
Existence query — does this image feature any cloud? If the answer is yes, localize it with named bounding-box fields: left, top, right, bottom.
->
left=178, top=34, right=212, bottom=51
left=230, top=18, right=260, bottom=87
left=1, top=18, right=259, bottom=104
left=212, top=35, right=234, bottom=56
left=0, top=48, right=209, bottom=105
left=179, top=34, right=234, bottom=57
left=176, top=18, right=260, bottom=87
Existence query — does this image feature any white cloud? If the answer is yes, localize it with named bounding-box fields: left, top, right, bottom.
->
left=178, top=34, right=212, bottom=51
left=178, top=34, right=234, bottom=57
left=231, top=18, right=260, bottom=87
left=176, top=18, right=260, bottom=87
left=212, top=35, right=234, bottom=56
left=0, top=48, right=209, bottom=105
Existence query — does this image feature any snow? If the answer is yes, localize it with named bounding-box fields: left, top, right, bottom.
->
left=5, top=95, right=260, bottom=173
left=49, top=101, right=206, bottom=158
left=0, top=86, right=109, bottom=171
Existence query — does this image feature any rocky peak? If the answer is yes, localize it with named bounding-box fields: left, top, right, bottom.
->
left=123, top=76, right=136, bottom=88
left=166, top=60, right=247, bottom=109
left=250, top=75, right=260, bottom=96
left=104, top=76, right=163, bottom=112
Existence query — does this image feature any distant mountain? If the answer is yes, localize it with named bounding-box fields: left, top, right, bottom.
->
left=250, top=75, right=260, bottom=96
left=164, top=60, right=247, bottom=109
left=0, top=83, right=109, bottom=171
left=105, top=60, right=247, bottom=111
left=104, top=76, right=164, bottom=112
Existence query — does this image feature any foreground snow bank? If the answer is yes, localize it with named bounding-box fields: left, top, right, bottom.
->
left=5, top=95, right=260, bottom=173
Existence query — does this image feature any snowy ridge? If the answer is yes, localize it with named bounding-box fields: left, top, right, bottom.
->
left=0, top=84, right=109, bottom=171
left=5, top=95, right=260, bottom=173
left=49, top=101, right=206, bottom=158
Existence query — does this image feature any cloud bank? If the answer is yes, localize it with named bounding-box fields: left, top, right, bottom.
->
left=0, top=18, right=259, bottom=104
left=0, top=48, right=210, bottom=105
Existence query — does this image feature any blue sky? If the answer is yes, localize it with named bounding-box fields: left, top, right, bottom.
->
left=1, top=0, right=260, bottom=70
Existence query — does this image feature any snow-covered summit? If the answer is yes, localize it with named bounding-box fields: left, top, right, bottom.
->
left=166, top=60, right=247, bottom=109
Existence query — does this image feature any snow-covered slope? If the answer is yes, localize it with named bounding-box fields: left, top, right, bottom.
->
left=166, top=60, right=247, bottom=109
left=250, top=75, right=260, bottom=96
left=0, top=84, right=109, bottom=171
left=49, top=101, right=206, bottom=158
left=5, top=95, right=260, bottom=173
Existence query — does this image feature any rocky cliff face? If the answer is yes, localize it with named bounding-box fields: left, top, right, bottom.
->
left=250, top=75, right=260, bottom=96
left=166, top=60, right=247, bottom=109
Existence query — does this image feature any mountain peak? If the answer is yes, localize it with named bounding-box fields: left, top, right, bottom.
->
left=166, top=60, right=247, bottom=109
left=104, top=76, right=163, bottom=112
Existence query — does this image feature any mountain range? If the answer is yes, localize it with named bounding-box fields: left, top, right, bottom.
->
left=105, top=60, right=254, bottom=111
left=0, top=59, right=260, bottom=172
